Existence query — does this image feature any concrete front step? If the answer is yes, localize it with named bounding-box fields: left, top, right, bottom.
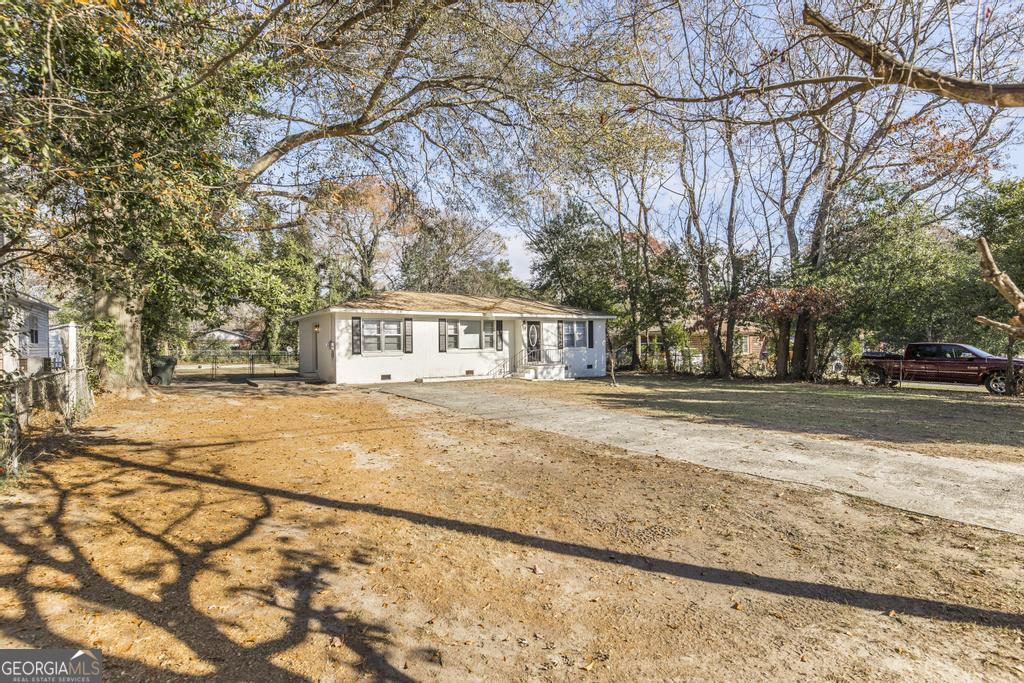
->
left=515, top=363, right=568, bottom=380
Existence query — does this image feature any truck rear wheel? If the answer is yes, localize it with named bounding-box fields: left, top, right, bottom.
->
left=862, top=366, right=886, bottom=387
left=985, top=371, right=1024, bottom=396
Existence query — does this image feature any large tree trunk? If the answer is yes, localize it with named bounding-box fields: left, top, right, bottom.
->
left=775, top=317, right=791, bottom=380
left=645, top=318, right=674, bottom=373
left=806, top=324, right=818, bottom=380
left=707, top=321, right=731, bottom=379
left=659, top=321, right=674, bottom=374
left=90, top=292, right=146, bottom=391
left=724, top=316, right=737, bottom=377
left=790, top=312, right=813, bottom=380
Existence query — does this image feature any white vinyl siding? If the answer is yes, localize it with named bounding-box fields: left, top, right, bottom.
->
left=316, top=314, right=607, bottom=384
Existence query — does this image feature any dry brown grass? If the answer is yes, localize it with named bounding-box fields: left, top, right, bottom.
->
left=489, top=374, right=1024, bottom=464
left=0, top=379, right=1020, bottom=680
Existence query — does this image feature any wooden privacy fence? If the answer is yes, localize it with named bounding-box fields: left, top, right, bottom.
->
left=1, top=367, right=94, bottom=479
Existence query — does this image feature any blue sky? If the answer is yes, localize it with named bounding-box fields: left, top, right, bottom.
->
left=501, top=136, right=1024, bottom=281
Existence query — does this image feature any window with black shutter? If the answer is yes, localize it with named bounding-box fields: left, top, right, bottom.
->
left=588, top=320, right=594, bottom=348
left=496, top=320, right=504, bottom=351
left=404, top=318, right=413, bottom=353
left=438, top=318, right=446, bottom=352
left=557, top=321, right=564, bottom=350
left=351, top=317, right=361, bottom=355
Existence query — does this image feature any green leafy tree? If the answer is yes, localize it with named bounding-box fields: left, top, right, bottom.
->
left=959, top=180, right=1024, bottom=338
left=248, top=229, right=319, bottom=353
left=819, top=184, right=982, bottom=355
left=397, top=210, right=526, bottom=297
left=1, top=0, right=271, bottom=388
left=530, top=201, right=637, bottom=364
left=530, top=202, right=618, bottom=313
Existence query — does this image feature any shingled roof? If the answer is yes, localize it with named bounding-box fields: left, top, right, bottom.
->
left=291, top=290, right=612, bottom=320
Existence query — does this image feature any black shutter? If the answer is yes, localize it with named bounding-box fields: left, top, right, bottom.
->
left=588, top=320, right=594, bottom=348
left=438, top=318, right=446, bottom=352
left=351, top=317, right=361, bottom=355
left=496, top=320, right=503, bottom=351
left=557, top=321, right=564, bottom=349
left=404, top=318, right=413, bottom=353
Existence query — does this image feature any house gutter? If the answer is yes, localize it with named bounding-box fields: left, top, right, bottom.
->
left=288, top=308, right=616, bottom=323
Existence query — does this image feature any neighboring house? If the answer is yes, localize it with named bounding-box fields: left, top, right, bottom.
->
left=641, top=320, right=768, bottom=369
left=687, top=324, right=768, bottom=360
left=291, top=291, right=612, bottom=384
left=194, top=328, right=255, bottom=350
left=2, top=292, right=58, bottom=375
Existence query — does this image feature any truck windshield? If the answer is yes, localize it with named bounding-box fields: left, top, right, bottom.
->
left=959, top=345, right=993, bottom=358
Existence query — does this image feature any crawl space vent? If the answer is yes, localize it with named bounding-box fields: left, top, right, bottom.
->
left=380, top=374, right=392, bottom=381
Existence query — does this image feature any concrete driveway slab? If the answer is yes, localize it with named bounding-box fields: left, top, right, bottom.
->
left=384, top=381, right=1024, bottom=535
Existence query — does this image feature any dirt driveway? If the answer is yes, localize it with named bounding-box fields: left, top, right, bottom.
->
left=385, top=380, right=1024, bottom=535
left=1, top=379, right=1022, bottom=681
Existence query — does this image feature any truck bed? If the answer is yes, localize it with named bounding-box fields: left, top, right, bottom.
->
left=861, top=351, right=902, bottom=360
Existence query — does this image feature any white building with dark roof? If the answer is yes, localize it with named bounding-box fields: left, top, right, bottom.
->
left=290, top=291, right=613, bottom=384
left=194, top=327, right=256, bottom=350
left=2, top=291, right=58, bottom=375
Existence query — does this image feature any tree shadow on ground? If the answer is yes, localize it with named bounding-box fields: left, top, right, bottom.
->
left=564, top=375, right=1024, bottom=453
left=6, top=427, right=1018, bottom=640
left=0, top=433, right=416, bottom=681
left=150, top=374, right=321, bottom=402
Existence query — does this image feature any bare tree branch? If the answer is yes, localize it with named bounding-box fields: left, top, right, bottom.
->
left=974, top=315, right=1024, bottom=337
left=804, top=4, right=1024, bottom=107
left=978, top=236, right=1024, bottom=317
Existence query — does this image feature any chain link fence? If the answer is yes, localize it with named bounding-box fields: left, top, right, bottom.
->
left=174, top=350, right=299, bottom=380
left=1, top=367, right=94, bottom=480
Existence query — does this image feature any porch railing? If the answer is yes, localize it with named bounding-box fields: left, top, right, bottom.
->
left=488, top=347, right=566, bottom=379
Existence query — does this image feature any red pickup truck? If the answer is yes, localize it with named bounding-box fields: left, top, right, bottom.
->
left=860, top=343, right=1024, bottom=395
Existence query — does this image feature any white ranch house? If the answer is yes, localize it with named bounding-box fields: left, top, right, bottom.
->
left=292, top=291, right=612, bottom=384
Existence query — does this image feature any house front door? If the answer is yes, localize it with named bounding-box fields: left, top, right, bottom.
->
left=526, top=321, right=541, bottom=363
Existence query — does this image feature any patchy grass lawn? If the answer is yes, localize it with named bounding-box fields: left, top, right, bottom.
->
left=0, top=379, right=1022, bottom=681
left=489, top=374, right=1024, bottom=464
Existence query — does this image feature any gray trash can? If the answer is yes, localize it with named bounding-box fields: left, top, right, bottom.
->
left=149, top=356, right=177, bottom=386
